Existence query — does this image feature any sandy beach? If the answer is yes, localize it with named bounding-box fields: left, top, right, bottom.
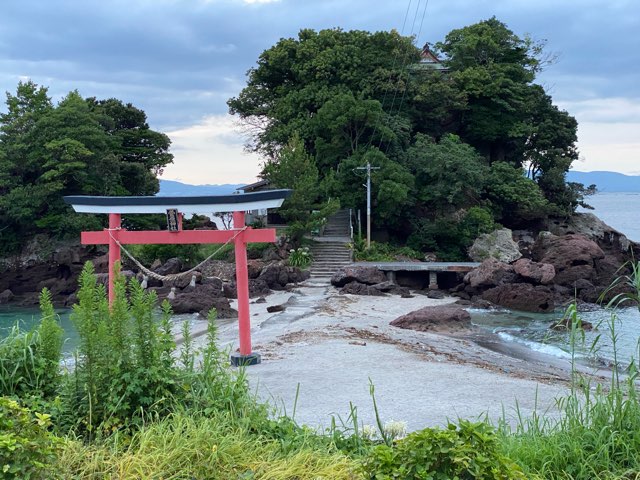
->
left=183, top=280, right=601, bottom=432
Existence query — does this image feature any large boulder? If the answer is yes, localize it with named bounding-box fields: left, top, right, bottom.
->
left=223, top=278, right=271, bottom=299
left=481, top=283, right=554, bottom=313
left=154, top=257, right=183, bottom=276
left=340, top=281, right=387, bottom=296
left=513, top=258, right=555, bottom=285
left=548, top=212, right=632, bottom=253
left=463, top=258, right=516, bottom=289
left=0, top=289, right=14, bottom=304
left=390, top=306, right=471, bottom=333
left=169, top=283, right=235, bottom=318
left=258, top=263, right=290, bottom=290
left=468, top=228, right=522, bottom=263
left=331, top=266, right=386, bottom=287
left=533, top=233, right=604, bottom=287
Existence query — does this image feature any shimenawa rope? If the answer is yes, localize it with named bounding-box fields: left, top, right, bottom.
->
left=106, top=226, right=248, bottom=282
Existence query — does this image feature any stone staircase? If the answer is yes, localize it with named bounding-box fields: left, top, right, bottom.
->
left=309, top=210, right=353, bottom=281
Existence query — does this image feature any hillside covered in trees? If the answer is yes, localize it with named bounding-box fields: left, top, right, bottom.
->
left=229, top=17, right=592, bottom=259
left=0, top=81, right=173, bottom=255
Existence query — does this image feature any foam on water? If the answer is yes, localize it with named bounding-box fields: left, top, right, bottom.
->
left=497, top=331, right=575, bottom=360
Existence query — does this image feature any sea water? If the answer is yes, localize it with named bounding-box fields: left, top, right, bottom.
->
left=0, top=306, right=78, bottom=355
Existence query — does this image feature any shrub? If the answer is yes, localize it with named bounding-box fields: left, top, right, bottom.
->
left=288, top=246, right=313, bottom=269
left=362, top=420, right=526, bottom=479
left=0, top=397, right=61, bottom=479
left=407, top=207, right=496, bottom=261
left=60, top=262, right=178, bottom=437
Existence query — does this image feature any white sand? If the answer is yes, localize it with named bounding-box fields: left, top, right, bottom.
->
left=186, top=282, right=577, bottom=431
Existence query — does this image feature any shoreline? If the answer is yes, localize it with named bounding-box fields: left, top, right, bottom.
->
left=186, top=282, right=606, bottom=431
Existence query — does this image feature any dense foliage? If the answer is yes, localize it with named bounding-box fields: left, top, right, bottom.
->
left=0, top=81, right=173, bottom=254
left=230, top=18, right=590, bottom=259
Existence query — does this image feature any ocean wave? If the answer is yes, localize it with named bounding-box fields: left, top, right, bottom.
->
left=497, top=331, right=576, bottom=360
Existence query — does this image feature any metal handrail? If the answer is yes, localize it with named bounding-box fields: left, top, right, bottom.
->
left=349, top=208, right=354, bottom=240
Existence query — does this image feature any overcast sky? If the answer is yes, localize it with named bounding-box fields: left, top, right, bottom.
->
left=1, top=0, right=638, bottom=184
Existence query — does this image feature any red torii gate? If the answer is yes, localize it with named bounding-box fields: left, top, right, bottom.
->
left=64, top=189, right=291, bottom=366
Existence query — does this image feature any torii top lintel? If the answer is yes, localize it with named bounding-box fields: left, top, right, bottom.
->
left=63, top=189, right=292, bottom=215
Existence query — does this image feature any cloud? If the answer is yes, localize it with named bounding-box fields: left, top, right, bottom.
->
left=162, top=114, right=263, bottom=184
left=0, top=0, right=637, bottom=182
left=574, top=121, right=640, bottom=174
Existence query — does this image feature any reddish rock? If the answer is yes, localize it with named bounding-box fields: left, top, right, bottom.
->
left=533, top=233, right=604, bottom=286
left=481, top=283, right=555, bottom=313
left=513, top=258, right=556, bottom=285
left=390, top=306, right=472, bottom=333
left=463, top=258, right=516, bottom=289
left=331, top=266, right=387, bottom=287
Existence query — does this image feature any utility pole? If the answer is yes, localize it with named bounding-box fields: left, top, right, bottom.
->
left=355, top=162, right=380, bottom=249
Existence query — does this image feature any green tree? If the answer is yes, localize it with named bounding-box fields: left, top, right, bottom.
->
left=0, top=82, right=174, bottom=254
left=230, top=20, right=585, bottom=253
left=405, top=133, right=487, bottom=215
left=228, top=28, right=419, bottom=160
left=262, top=134, right=338, bottom=240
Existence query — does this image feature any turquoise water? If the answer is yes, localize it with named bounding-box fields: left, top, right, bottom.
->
left=0, top=306, right=79, bottom=354
left=470, top=306, right=640, bottom=367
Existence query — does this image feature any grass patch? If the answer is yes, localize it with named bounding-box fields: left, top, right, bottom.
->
left=57, top=412, right=359, bottom=479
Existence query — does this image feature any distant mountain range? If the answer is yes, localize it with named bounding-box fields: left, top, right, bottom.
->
left=158, top=172, right=640, bottom=196
left=566, top=171, right=640, bottom=192
left=158, top=179, right=244, bottom=196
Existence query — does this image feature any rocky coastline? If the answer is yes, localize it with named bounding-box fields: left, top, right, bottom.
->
left=329, top=212, right=638, bottom=314
left=0, top=237, right=310, bottom=318
left=1, top=212, right=637, bottom=317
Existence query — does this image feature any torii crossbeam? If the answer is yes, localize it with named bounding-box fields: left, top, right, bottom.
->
left=64, top=189, right=292, bottom=366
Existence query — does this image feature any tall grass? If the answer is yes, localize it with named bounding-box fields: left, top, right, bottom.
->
left=0, top=288, right=63, bottom=399
left=57, top=411, right=359, bottom=479
left=498, top=301, right=640, bottom=479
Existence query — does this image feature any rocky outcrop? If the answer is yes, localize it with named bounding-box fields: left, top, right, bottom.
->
left=340, top=281, right=387, bottom=296
left=331, top=266, right=387, bottom=287
left=169, top=283, right=236, bottom=318
left=463, top=258, right=516, bottom=289
left=223, top=278, right=271, bottom=299
left=512, top=258, right=555, bottom=285
left=532, top=233, right=605, bottom=287
left=390, top=306, right=472, bottom=333
left=481, top=284, right=555, bottom=313
left=547, top=213, right=631, bottom=253
left=468, top=228, right=522, bottom=263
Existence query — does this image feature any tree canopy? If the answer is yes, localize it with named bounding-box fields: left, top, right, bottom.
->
left=229, top=18, right=587, bottom=259
left=0, top=81, right=173, bottom=254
